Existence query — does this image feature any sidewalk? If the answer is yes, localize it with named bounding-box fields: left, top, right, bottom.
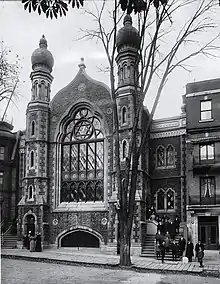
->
left=1, top=248, right=220, bottom=277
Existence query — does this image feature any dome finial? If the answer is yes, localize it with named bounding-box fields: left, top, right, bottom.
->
left=78, top=57, right=86, bottom=71
left=123, top=14, right=132, bottom=26
left=39, top=34, right=47, bottom=48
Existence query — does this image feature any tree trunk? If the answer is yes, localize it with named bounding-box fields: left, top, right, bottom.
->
left=119, top=221, right=132, bottom=266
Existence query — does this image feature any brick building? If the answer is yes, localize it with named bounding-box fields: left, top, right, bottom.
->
left=0, top=120, right=21, bottom=230
left=16, top=15, right=220, bottom=253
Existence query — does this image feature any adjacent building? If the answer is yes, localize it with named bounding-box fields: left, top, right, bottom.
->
left=0, top=120, right=21, bottom=230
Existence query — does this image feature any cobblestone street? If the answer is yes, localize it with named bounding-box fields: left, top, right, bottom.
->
left=1, top=259, right=220, bottom=284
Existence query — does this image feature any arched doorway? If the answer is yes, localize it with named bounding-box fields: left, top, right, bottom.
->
left=25, top=214, right=35, bottom=236
left=61, top=230, right=100, bottom=248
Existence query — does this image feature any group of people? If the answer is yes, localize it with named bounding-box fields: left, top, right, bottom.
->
left=23, top=231, right=42, bottom=252
left=155, top=235, right=205, bottom=267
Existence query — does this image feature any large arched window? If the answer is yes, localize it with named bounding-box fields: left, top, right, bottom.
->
left=166, top=145, right=175, bottom=166
left=60, top=107, right=104, bottom=203
left=156, top=146, right=165, bottom=167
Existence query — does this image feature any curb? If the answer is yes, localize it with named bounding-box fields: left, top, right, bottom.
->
left=1, top=254, right=220, bottom=278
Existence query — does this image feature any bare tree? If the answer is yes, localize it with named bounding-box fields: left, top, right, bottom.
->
left=0, top=41, right=21, bottom=121
left=78, top=0, right=220, bottom=266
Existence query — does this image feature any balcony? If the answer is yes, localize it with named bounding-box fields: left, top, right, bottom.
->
left=192, top=155, right=220, bottom=174
left=189, top=194, right=220, bottom=206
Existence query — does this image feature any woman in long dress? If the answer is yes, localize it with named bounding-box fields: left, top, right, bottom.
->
left=35, top=234, right=42, bottom=252
left=29, top=236, right=35, bottom=252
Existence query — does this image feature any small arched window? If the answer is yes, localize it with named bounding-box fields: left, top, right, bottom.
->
left=30, top=151, right=34, bottom=168
left=166, top=145, right=175, bottom=166
left=28, top=185, right=33, bottom=200
left=166, top=188, right=175, bottom=210
left=123, top=63, right=128, bottom=79
left=122, top=140, right=128, bottom=159
left=122, top=106, right=127, bottom=125
left=157, top=189, right=165, bottom=210
left=31, top=121, right=35, bottom=136
left=157, top=146, right=165, bottom=167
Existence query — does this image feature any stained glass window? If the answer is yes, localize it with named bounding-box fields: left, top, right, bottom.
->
left=166, top=189, right=175, bottom=210
left=166, top=145, right=175, bottom=166
left=157, top=146, right=165, bottom=167
left=60, top=107, right=104, bottom=203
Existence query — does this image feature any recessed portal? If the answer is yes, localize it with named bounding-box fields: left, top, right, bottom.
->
left=198, top=216, right=218, bottom=250
left=61, top=230, right=100, bottom=248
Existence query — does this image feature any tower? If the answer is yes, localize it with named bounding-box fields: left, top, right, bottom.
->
left=17, top=35, right=54, bottom=247
left=108, top=15, right=148, bottom=255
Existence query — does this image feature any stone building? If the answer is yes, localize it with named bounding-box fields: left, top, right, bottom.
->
left=16, top=15, right=220, bottom=254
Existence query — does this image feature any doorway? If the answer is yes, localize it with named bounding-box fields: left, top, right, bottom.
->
left=198, top=216, right=218, bottom=250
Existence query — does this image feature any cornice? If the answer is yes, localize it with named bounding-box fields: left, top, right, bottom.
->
left=150, top=129, right=186, bottom=139
left=151, top=116, right=186, bottom=132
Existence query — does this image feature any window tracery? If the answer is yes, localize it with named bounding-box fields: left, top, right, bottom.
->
left=166, top=145, right=175, bottom=166
left=157, top=146, right=165, bottom=167
left=156, top=188, right=175, bottom=211
left=60, top=107, right=104, bottom=203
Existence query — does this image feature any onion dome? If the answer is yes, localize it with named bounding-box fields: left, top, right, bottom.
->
left=116, top=15, right=140, bottom=50
left=31, top=35, right=54, bottom=72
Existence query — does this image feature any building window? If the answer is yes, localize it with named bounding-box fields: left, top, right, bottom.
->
left=156, top=188, right=175, bottom=211
left=122, top=140, right=128, bottom=159
left=200, top=100, right=212, bottom=121
left=157, top=189, right=165, bottom=210
left=200, top=144, right=214, bottom=160
left=166, top=188, right=175, bottom=210
left=31, top=121, right=35, bottom=136
left=60, top=107, right=104, bottom=203
left=0, top=172, right=3, bottom=189
left=30, top=151, right=34, bottom=168
left=28, top=185, right=34, bottom=200
left=121, top=106, right=127, bottom=125
left=156, top=146, right=165, bottom=167
left=0, top=146, right=5, bottom=160
left=200, top=177, right=215, bottom=199
left=166, top=145, right=175, bottom=166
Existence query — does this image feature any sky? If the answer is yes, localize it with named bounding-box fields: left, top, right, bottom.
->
left=0, top=1, right=220, bottom=131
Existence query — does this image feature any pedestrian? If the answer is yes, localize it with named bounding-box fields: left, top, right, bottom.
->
left=29, top=235, right=36, bottom=252
left=197, top=247, right=204, bottom=267
left=164, top=231, right=171, bottom=240
left=164, top=236, right=170, bottom=253
left=155, top=230, right=163, bottom=244
left=22, top=234, right=28, bottom=249
left=195, top=240, right=204, bottom=258
left=156, top=242, right=161, bottom=259
left=160, top=241, right=166, bottom=263
left=35, top=233, right=42, bottom=252
left=171, top=240, right=178, bottom=261
left=178, top=236, right=186, bottom=257
left=186, top=239, right=194, bottom=262
left=169, top=221, right=175, bottom=240
left=164, top=218, right=169, bottom=234
left=174, top=215, right=180, bottom=234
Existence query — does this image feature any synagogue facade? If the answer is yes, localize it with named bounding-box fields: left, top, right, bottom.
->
left=16, top=15, right=220, bottom=254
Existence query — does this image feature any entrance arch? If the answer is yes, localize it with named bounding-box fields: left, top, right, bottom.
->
left=57, top=226, right=104, bottom=248
left=23, top=212, right=36, bottom=236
